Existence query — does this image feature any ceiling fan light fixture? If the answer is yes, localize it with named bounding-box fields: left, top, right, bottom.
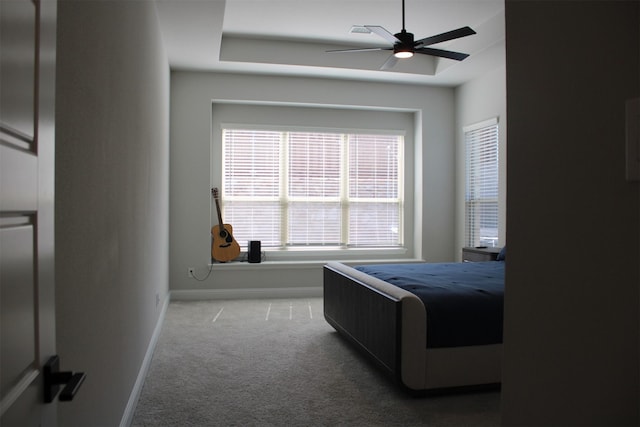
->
left=394, top=50, right=413, bottom=59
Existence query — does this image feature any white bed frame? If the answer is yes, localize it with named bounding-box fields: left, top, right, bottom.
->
left=323, top=261, right=502, bottom=392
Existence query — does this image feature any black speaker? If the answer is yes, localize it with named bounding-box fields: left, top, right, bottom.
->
left=248, top=240, right=261, bottom=263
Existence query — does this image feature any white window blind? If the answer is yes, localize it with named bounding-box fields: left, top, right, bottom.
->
left=222, top=128, right=403, bottom=249
left=464, top=119, right=499, bottom=248
left=348, top=134, right=401, bottom=246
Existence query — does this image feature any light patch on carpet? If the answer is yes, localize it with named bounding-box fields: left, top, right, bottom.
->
left=201, top=300, right=322, bottom=323
left=211, top=307, right=224, bottom=323
left=208, top=300, right=317, bottom=323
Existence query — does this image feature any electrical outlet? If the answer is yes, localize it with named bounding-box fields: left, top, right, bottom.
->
left=155, top=293, right=160, bottom=307
left=188, top=268, right=194, bottom=278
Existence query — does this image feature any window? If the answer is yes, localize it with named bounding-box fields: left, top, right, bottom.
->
left=464, top=118, right=499, bottom=248
left=221, top=128, right=404, bottom=250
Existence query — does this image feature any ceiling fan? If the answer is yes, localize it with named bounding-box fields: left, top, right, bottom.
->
left=327, top=0, right=476, bottom=70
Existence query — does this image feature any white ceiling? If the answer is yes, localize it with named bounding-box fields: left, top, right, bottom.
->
left=155, top=0, right=505, bottom=86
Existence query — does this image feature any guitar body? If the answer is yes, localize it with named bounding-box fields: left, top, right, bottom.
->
left=210, top=187, right=241, bottom=262
left=211, top=223, right=241, bottom=262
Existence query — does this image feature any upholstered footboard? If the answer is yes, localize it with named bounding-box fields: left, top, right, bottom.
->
left=323, top=261, right=502, bottom=392
left=323, top=262, right=427, bottom=390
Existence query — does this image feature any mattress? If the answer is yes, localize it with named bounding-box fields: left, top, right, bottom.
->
left=354, top=261, right=505, bottom=348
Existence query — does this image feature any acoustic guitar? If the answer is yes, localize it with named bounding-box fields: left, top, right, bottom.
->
left=211, top=187, right=241, bottom=262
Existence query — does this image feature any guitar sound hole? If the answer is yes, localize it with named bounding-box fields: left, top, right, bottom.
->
left=218, top=230, right=233, bottom=244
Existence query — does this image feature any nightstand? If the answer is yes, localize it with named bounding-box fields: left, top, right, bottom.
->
left=462, top=247, right=502, bottom=262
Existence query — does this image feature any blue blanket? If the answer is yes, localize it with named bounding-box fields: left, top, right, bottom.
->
left=354, top=262, right=504, bottom=348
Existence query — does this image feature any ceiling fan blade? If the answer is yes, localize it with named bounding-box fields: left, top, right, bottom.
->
left=326, top=47, right=390, bottom=53
left=365, top=25, right=401, bottom=44
left=380, top=54, right=398, bottom=71
left=414, top=26, right=476, bottom=47
left=415, top=47, right=470, bottom=61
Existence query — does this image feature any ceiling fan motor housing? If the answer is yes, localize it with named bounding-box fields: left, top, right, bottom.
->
left=394, top=30, right=415, bottom=56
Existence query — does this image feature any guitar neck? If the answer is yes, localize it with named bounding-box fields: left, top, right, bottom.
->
left=215, top=199, right=225, bottom=227
left=211, top=187, right=225, bottom=228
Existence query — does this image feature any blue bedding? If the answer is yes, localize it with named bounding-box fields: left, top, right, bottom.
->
left=354, top=261, right=504, bottom=348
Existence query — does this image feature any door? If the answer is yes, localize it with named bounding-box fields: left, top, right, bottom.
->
left=0, top=0, right=57, bottom=425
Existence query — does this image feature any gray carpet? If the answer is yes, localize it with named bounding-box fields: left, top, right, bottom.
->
left=132, top=298, right=500, bottom=426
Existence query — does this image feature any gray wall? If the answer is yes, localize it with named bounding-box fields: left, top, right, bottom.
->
left=55, top=1, right=170, bottom=425
left=501, top=1, right=639, bottom=425
left=169, top=72, right=459, bottom=296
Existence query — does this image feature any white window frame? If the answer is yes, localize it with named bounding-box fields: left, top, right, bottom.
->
left=219, top=125, right=406, bottom=259
left=464, top=117, right=500, bottom=248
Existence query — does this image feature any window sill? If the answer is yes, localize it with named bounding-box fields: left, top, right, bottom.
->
left=208, top=258, right=424, bottom=271
left=212, top=246, right=410, bottom=265
left=208, top=246, right=425, bottom=269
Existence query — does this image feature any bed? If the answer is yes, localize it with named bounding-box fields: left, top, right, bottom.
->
left=323, top=250, right=505, bottom=393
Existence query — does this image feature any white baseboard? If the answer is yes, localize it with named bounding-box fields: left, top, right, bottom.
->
left=171, top=286, right=323, bottom=300
left=119, top=294, right=170, bottom=427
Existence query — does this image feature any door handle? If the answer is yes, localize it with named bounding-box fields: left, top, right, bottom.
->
left=43, top=355, right=86, bottom=403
